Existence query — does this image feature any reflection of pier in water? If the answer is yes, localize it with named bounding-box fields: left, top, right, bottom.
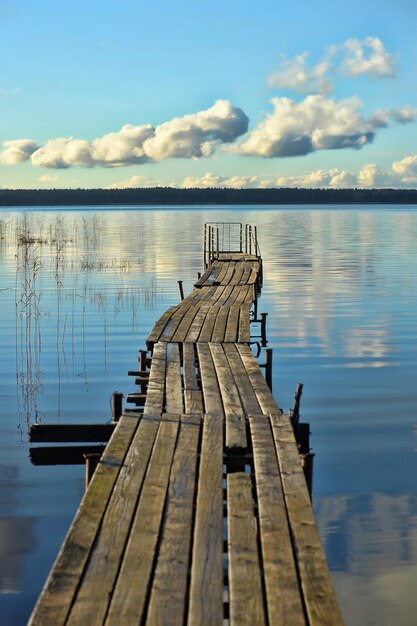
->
left=29, top=223, right=343, bottom=626
left=0, top=465, right=36, bottom=594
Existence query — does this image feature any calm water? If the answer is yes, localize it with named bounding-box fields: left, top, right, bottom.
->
left=1, top=206, right=417, bottom=625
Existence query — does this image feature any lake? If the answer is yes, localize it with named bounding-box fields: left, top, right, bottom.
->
left=1, top=205, right=417, bottom=625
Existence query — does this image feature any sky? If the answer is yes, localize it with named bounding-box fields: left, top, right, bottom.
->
left=0, top=0, right=416, bottom=190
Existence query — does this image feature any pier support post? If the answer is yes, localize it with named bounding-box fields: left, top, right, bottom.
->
left=260, top=312, right=268, bottom=346
left=178, top=280, right=184, bottom=301
left=84, top=453, right=101, bottom=490
left=265, top=348, right=273, bottom=391
left=301, top=452, right=315, bottom=500
left=291, top=383, right=304, bottom=428
left=139, top=350, right=148, bottom=371
left=111, top=392, right=123, bottom=422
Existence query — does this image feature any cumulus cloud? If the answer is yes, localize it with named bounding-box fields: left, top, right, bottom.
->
left=275, top=168, right=357, bottom=188
left=0, top=139, right=39, bottom=164
left=142, top=100, right=249, bottom=159
left=181, top=172, right=266, bottom=189
left=0, top=100, right=248, bottom=169
left=392, top=155, right=417, bottom=183
left=268, top=37, right=396, bottom=95
left=274, top=158, right=417, bottom=189
left=179, top=155, right=417, bottom=190
left=268, top=53, right=332, bottom=95
left=38, top=174, right=58, bottom=183
left=240, top=95, right=380, bottom=158
left=240, top=95, right=417, bottom=159
left=105, top=175, right=171, bottom=189
left=337, top=37, right=396, bottom=78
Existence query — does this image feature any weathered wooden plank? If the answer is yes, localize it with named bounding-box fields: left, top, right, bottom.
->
left=221, top=261, right=236, bottom=286
left=209, top=343, right=247, bottom=451
left=197, top=343, right=224, bottom=416
left=147, top=305, right=179, bottom=346
left=64, top=414, right=161, bottom=626
left=223, top=344, right=262, bottom=416
left=270, top=415, right=344, bottom=626
left=212, top=259, right=230, bottom=285
left=224, top=304, right=240, bottom=343
left=236, top=344, right=282, bottom=415
left=146, top=414, right=201, bottom=626
left=143, top=342, right=167, bottom=414
left=228, top=263, right=245, bottom=286
left=249, top=415, right=306, bottom=625
left=227, top=472, right=266, bottom=626
left=239, top=263, right=252, bottom=286
left=186, top=286, right=227, bottom=343
left=194, top=261, right=221, bottom=287
left=238, top=302, right=251, bottom=342
left=248, top=266, right=259, bottom=285
left=183, top=342, right=203, bottom=414
left=105, top=414, right=181, bottom=626
left=198, top=286, right=234, bottom=342
left=160, top=292, right=203, bottom=342
left=29, top=423, right=115, bottom=443
left=28, top=414, right=140, bottom=626
left=171, top=286, right=213, bottom=342
left=188, top=414, right=224, bottom=626
left=165, top=343, right=183, bottom=413
left=211, top=286, right=243, bottom=342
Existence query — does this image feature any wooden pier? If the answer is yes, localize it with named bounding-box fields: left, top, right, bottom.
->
left=29, top=223, right=344, bottom=626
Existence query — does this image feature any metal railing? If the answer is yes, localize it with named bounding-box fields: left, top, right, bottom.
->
left=204, top=222, right=260, bottom=267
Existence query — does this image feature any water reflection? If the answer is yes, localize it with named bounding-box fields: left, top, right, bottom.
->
left=0, top=212, right=163, bottom=427
left=0, top=207, right=417, bottom=625
left=316, top=493, right=417, bottom=626
left=0, top=465, right=36, bottom=595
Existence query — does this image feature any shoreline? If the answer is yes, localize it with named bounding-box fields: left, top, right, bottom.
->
left=1, top=187, right=417, bottom=207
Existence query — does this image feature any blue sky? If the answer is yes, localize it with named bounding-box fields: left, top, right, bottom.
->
left=1, top=0, right=416, bottom=189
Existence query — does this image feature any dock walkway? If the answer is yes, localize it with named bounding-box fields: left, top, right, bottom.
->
left=29, top=223, right=343, bottom=626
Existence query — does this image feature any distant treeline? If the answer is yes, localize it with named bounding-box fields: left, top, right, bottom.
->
left=1, top=187, right=417, bottom=206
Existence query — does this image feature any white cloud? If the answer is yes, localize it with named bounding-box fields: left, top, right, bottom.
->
left=91, top=125, right=154, bottom=166
left=240, top=95, right=417, bottom=159
left=31, top=138, right=94, bottom=168
left=105, top=175, right=170, bottom=189
left=275, top=168, right=357, bottom=188
left=240, top=95, right=379, bottom=158
left=338, top=37, right=396, bottom=78
left=268, top=52, right=332, bottom=95
left=268, top=37, right=396, bottom=96
left=392, top=155, right=417, bottom=183
left=1, top=100, right=248, bottom=169
left=0, top=139, right=39, bottom=164
left=275, top=158, right=417, bottom=189
left=38, top=174, right=58, bottom=183
left=181, top=172, right=265, bottom=189
left=142, top=100, right=248, bottom=160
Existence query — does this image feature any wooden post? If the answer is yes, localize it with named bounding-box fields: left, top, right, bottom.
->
left=265, top=348, right=273, bottom=391
left=84, top=453, right=101, bottom=490
left=260, top=312, right=268, bottom=346
left=197, top=271, right=201, bottom=280
left=178, top=280, right=184, bottom=301
left=139, top=349, right=148, bottom=371
left=111, top=392, right=123, bottom=422
left=301, top=452, right=315, bottom=500
left=291, top=383, right=303, bottom=427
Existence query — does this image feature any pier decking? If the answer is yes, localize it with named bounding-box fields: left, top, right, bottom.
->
left=29, top=223, right=343, bottom=626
